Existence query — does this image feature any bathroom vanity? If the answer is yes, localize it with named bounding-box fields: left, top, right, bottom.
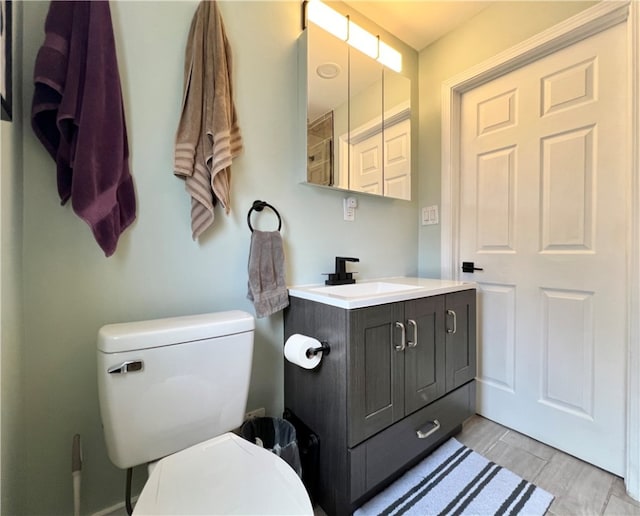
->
left=284, top=278, right=477, bottom=515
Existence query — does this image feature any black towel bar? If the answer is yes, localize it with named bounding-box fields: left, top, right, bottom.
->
left=247, top=200, right=282, bottom=232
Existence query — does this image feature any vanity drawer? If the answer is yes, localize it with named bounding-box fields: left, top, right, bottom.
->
left=349, top=381, right=474, bottom=501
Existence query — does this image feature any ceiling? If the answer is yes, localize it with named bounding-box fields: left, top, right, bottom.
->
left=343, top=1, right=492, bottom=51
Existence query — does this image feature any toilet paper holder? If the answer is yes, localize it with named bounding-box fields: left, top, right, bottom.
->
left=305, top=342, right=330, bottom=358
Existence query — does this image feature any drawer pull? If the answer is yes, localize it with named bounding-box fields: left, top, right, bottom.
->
left=446, top=309, right=457, bottom=334
left=416, top=419, right=441, bottom=439
left=407, top=319, right=418, bottom=348
left=394, top=321, right=406, bottom=351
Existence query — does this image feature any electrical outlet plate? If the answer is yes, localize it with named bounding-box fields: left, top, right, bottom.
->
left=344, top=197, right=356, bottom=221
left=244, top=407, right=265, bottom=420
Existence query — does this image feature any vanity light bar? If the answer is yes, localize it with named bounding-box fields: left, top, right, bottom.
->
left=305, top=0, right=403, bottom=73
left=347, top=22, right=379, bottom=60
left=306, top=0, right=348, bottom=40
left=378, top=41, right=402, bottom=74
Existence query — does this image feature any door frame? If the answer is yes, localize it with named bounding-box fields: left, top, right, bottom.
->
left=440, top=1, right=640, bottom=498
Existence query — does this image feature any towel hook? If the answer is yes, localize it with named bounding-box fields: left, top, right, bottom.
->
left=247, top=200, right=282, bottom=232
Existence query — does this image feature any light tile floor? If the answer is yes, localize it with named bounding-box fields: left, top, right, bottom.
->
left=315, top=415, right=640, bottom=515
left=456, top=415, right=640, bottom=515
left=114, top=415, right=640, bottom=515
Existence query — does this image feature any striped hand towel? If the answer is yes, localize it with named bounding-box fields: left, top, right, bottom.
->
left=174, top=0, right=242, bottom=240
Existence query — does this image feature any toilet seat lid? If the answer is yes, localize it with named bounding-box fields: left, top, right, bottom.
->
left=133, top=432, right=313, bottom=515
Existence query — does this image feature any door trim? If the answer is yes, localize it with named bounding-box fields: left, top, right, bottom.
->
left=626, top=0, right=640, bottom=501
left=440, top=1, right=640, bottom=499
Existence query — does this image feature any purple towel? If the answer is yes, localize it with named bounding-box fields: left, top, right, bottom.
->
left=31, top=0, right=136, bottom=257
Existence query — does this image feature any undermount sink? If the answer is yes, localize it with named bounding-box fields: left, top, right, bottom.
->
left=309, top=281, right=422, bottom=298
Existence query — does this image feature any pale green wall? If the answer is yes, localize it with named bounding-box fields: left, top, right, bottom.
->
left=417, top=1, right=596, bottom=277
left=1, top=1, right=24, bottom=514
left=11, top=1, right=600, bottom=514
left=20, top=1, right=418, bottom=513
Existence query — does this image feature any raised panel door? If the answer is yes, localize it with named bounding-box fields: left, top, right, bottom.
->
left=383, top=119, right=411, bottom=200
left=459, top=23, right=627, bottom=474
left=445, top=290, right=477, bottom=392
left=349, top=303, right=404, bottom=447
left=404, top=295, right=446, bottom=414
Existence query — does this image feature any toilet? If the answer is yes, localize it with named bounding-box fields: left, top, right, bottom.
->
left=97, top=310, right=312, bottom=515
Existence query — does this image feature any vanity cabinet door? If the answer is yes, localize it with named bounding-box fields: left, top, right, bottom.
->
left=404, top=295, right=446, bottom=414
left=349, top=302, right=404, bottom=447
left=445, top=290, right=477, bottom=392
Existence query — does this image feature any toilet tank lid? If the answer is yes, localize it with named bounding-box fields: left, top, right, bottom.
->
left=97, top=311, right=254, bottom=353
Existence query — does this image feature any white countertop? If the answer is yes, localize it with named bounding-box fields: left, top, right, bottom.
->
left=287, top=277, right=475, bottom=309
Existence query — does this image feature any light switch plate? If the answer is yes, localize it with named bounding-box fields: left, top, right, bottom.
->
left=422, top=205, right=439, bottom=225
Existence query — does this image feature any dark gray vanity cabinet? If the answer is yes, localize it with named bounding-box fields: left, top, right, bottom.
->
left=284, top=288, right=476, bottom=516
left=349, top=295, right=446, bottom=446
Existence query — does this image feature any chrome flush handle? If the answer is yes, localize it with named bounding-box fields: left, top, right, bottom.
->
left=108, top=360, right=144, bottom=374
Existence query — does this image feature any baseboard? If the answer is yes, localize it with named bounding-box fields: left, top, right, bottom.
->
left=90, top=496, right=138, bottom=516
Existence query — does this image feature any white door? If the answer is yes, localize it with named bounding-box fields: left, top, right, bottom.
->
left=351, top=133, right=383, bottom=195
left=459, top=22, right=628, bottom=475
left=383, top=118, right=411, bottom=200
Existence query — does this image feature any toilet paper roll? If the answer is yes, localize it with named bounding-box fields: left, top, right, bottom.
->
left=284, top=334, right=323, bottom=369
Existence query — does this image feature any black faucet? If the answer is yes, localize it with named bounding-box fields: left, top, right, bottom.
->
left=325, top=257, right=360, bottom=285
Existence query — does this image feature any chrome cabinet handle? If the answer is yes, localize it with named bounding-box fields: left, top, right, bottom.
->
left=108, top=360, right=144, bottom=374
left=446, top=309, right=457, bottom=334
left=407, top=319, right=418, bottom=348
left=394, top=321, right=406, bottom=351
left=416, top=419, right=441, bottom=439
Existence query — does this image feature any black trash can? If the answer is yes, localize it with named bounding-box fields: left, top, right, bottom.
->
left=240, top=416, right=302, bottom=477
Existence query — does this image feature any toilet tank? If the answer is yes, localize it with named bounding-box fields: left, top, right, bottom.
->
left=97, top=311, right=254, bottom=470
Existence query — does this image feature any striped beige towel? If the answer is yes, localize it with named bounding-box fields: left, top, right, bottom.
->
left=174, top=0, right=242, bottom=239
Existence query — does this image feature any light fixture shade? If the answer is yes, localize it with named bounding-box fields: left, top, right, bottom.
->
left=347, top=21, right=379, bottom=60
left=378, top=41, right=402, bottom=72
left=307, top=0, right=348, bottom=41
left=305, top=0, right=403, bottom=73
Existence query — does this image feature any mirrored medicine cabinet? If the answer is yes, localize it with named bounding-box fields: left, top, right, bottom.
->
left=300, top=6, right=413, bottom=201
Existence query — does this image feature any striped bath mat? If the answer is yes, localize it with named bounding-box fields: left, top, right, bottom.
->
left=354, top=438, right=553, bottom=516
